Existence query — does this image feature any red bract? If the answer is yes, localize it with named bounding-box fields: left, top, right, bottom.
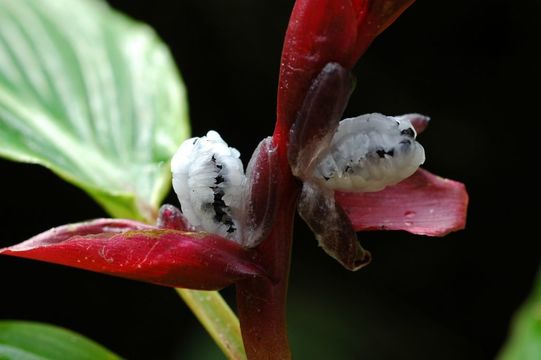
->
left=275, top=0, right=415, bottom=142
left=336, top=169, right=469, bottom=236
left=0, top=219, right=266, bottom=290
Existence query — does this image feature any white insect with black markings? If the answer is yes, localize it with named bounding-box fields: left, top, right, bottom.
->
left=313, top=113, right=426, bottom=192
left=171, top=130, right=246, bottom=241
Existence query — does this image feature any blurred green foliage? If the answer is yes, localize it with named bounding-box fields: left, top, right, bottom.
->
left=499, top=270, right=541, bottom=360
left=0, top=321, right=121, bottom=360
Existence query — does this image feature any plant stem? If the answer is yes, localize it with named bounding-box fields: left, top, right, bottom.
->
left=176, top=289, right=247, bottom=360
left=235, top=170, right=299, bottom=360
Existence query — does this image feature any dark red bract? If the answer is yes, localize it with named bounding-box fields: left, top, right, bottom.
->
left=0, top=219, right=266, bottom=290
left=275, top=0, right=415, bottom=144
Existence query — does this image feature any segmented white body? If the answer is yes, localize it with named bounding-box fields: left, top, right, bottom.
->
left=171, top=131, right=246, bottom=241
left=314, top=113, right=425, bottom=192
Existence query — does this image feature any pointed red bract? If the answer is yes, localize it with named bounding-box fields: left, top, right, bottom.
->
left=275, top=0, right=415, bottom=141
left=242, top=137, right=280, bottom=248
left=1, top=220, right=266, bottom=290
left=351, top=0, right=416, bottom=61
left=157, top=204, right=191, bottom=230
left=335, top=169, right=468, bottom=236
left=288, top=63, right=355, bottom=179
left=298, top=181, right=371, bottom=271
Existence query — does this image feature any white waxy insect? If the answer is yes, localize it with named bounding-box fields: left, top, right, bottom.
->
left=313, top=113, right=426, bottom=192
left=171, top=131, right=246, bottom=241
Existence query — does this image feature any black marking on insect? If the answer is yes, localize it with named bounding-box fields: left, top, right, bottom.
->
left=211, top=187, right=236, bottom=233
left=210, top=155, right=224, bottom=170
left=206, top=154, right=237, bottom=233
left=400, top=128, right=415, bottom=138
left=375, top=148, right=395, bottom=158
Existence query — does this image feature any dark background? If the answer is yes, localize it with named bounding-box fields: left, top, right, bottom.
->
left=1, top=1, right=539, bottom=359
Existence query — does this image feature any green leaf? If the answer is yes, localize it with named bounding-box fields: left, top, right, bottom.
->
left=177, top=289, right=247, bottom=360
left=0, top=0, right=189, bottom=221
left=0, top=321, right=121, bottom=360
left=498, top=271, right=541, bottom=360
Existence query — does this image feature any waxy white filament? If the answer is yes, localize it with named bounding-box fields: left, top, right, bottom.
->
left=171, top=131, right=246, bottom=241
left=314, top=113, right=426, bottom=192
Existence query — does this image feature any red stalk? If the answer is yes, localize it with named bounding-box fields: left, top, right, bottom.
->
left=238, top=1, right=419, bottom=357
left=236, top=138, right=300, bottom=359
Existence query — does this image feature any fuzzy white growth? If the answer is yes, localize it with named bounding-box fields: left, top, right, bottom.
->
left=314, top=113, right=425, bottom=192
left=171, top=131, right=245, bottom=241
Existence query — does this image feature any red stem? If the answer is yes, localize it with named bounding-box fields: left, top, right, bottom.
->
left=236, top=135, right=300, bottom=359
left=235, top=2, right=420, bottom=357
